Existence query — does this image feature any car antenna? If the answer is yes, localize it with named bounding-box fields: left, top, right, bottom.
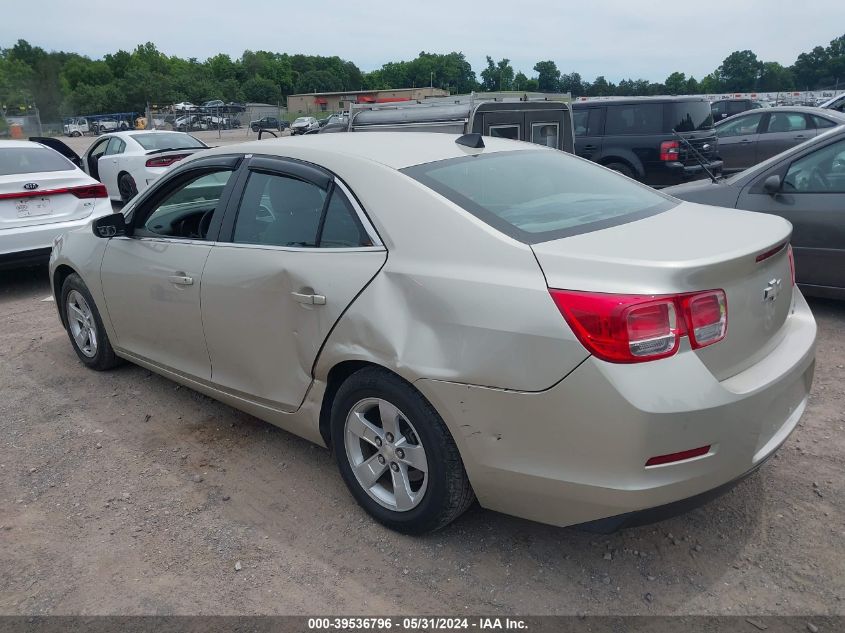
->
left=456, top=133, right=484, bottom=149
left=671, top=128, right=719, bottom=183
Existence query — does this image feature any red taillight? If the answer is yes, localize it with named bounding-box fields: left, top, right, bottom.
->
left=787, top=244, right=796, bottom=286
left=659, top=140, right=680, bottom=162
left=0, top=184, right=107, bottom=200
left=146, top=154, right=189, bottom=168
left=69, top=184, right=108, bottom=199
left=645, top=445, right=711, bottom=467
left=679, top=290, right=727, bottom=349
left=549, top=288, right=728, bottom=363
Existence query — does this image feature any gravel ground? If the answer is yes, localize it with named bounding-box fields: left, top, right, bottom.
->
left=0, top=264, right=843, bottom=616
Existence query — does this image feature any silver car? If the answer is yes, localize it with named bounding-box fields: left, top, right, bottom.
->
left=49, top=133, right=816, bottom=533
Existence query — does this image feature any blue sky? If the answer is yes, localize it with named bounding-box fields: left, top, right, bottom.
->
left=3, top=0, right=843, bottom=82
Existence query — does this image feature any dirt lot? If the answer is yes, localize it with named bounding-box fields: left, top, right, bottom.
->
left=0, top=264, right=843, bottom=616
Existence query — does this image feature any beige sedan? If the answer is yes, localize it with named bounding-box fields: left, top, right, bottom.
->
left=49, top=133, right=815, bottom=533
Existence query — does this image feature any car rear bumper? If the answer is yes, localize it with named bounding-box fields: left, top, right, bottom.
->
left=0, top=200, right=113, bottom=261
left=647, top=159, right=723, bottom=186
left=415, top=290, right=816, bottom=529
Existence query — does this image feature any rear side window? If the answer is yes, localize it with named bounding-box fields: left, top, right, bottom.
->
left=765, top=113, right=808, bottom=133
left=727, top=101, right=747, bottom=115
left=0, top=147, right=75, bottom=175
left=811, top=115, right=836, bottom=129
left=402, top=149, right=675, bottom=244
left=232, top=171, right=368, bottom=248
left=605, top=104, right=662, bottom=135
left=671, top=101, right=714, bottom=132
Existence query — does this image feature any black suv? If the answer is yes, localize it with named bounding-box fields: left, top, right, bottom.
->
left=711, top=98, right=764, bottom=122
left=572, top=97, right=722, bottom=187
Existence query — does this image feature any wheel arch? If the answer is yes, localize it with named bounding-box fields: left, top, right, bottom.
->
left=318, top=360, right=411, bottom=449
left=598, top=152, right=643, bottom=179
left=52, top=263, right=79, bottom=328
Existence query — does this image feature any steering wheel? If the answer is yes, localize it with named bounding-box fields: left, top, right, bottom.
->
left=809, top=167, right=829, bottom=191
left=198, top=209, right=214, bottom=238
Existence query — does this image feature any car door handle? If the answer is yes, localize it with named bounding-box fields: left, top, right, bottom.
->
left=793, top=135, right=806, bottom=139
left=291, top=291, right=326, bottom=305
left=739, top=139, right=752, bottom=144
left=167, top=274, right=194, bottom=286
left=582, top=144, right=597, bottom=150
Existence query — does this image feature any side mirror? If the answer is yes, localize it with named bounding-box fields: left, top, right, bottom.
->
left=763, top=174, right=782, bottom=195
left=92, top=213, right=127, bottom=238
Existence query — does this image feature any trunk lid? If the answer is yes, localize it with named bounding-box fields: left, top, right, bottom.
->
left=532, top=201, right=793, bottom=379
left=0, top=171, right=100, bottom=229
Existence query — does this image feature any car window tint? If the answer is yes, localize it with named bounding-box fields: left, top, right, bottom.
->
left=717, top=113, right=763, bottom=137
left=727, top=101, right=746, bottom=114
left=89, top=139, right=109, bottom=158
left=319, top=189, right=370, bottom=248
left=489, top=125, right=520, bottom=140
left=142, top=170, right=233, bottom=239
left=130, top=133, right=205, bottom=150
left=233, top=171, right=326, bottom=247
left=531, top=122, right=559, bottom=147
left=783, top=138, right=845, bottom=193
left=403, top=149, right=674, bottom=244
left=811, top=115, right=836, bottom=129
left=0, top=147, right=75, bottom=175
left=105, top=138, right=125, bottom=155
left=766, top=113, right=808, bottom=133
left=605, top=104, right=662, bottom=135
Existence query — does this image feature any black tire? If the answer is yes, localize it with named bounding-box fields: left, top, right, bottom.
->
left=605, top=161, right=636, bottom=179
left=118, top=173, right=138, bottom=204
left=61, top=273, right=122, bottom=371
left=331, top=367, right=475, bottom=534
left=251, top=124, right=259, bottom=133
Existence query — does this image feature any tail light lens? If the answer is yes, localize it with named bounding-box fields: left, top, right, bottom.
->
left=659, top=140, right=680, bottom=161
left=146, top=154, right=189, bottom=168
left=0, top=183, right=107, bottom=200
left=787, top=244, right=796, bottom=286
left=679, top=290, right=727, bottom=349
left=69, top=184, right=108, bottom=199
left=549, top=288, right=728, bottom=363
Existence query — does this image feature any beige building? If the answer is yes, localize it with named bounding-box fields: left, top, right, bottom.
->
left=287, top=87, right=449, bottom=115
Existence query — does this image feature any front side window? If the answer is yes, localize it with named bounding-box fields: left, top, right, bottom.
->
left=717, top=113, right=763, bottom=138
left=605, top=104, right=662, bottom=135
left=531, top=122, right=559, bottom=147
left=140, top=170, right=233, bottom=239
left=488, top=124, right=520, bottom=140
left=765, top=113, right=808, bottom=133
left=727, top=101, right=747, bottom=115
left=402, top=149, right=675, bottom=243
left=783, top=139, right=845, bottom=193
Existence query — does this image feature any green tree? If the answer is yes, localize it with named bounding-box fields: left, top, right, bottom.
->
left=664, top=71, right=687, bottom=94
left=559, top=72, right=585, bottom=96
left=718, top=50, right=761, bottom=92
left=758, top=62, right=794, bottom=91
left=480, top=57, right=514, bottom=91
left=533, top=60, right=560, bottom=92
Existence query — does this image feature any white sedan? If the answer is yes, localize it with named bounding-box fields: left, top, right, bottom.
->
left=45, top=131, right=208, bottom=203
left=0, top=140, right=113, bottom=268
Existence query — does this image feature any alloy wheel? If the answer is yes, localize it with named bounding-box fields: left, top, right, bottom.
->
left=344, top=398, right=429, bottom=512
left=66, top=290, right=98, bottom=358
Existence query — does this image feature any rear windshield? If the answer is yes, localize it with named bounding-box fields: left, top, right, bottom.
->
left=671, top=101, right=714, bottom=132
left=0, top=147, right=75, bottom=175
left=130, top=133, right=205, bottom=150
left=402, top=150, right=675, bottom=243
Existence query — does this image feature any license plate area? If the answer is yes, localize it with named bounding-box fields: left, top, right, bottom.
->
left=16, top=197, right=52, bottom=218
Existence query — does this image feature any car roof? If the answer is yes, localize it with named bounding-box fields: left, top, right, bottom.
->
left=715, top=105, right=845, bottom=125
left=0, top=140, right=48, bottom=149
left=196, top=132, right=544, bottom=170
left=573, top=96, right=709, bottom=106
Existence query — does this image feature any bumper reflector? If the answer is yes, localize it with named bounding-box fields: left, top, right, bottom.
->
left=645, top=445, right=711, bottom=467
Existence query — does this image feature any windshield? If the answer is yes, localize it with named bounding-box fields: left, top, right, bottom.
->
left=0, top=147, right=75, bottom=175
left=130, top=133, right=206, bottom=150
left=402, top=150, right=675, bottom=243
left=671, top=101, right=714, bottom=132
